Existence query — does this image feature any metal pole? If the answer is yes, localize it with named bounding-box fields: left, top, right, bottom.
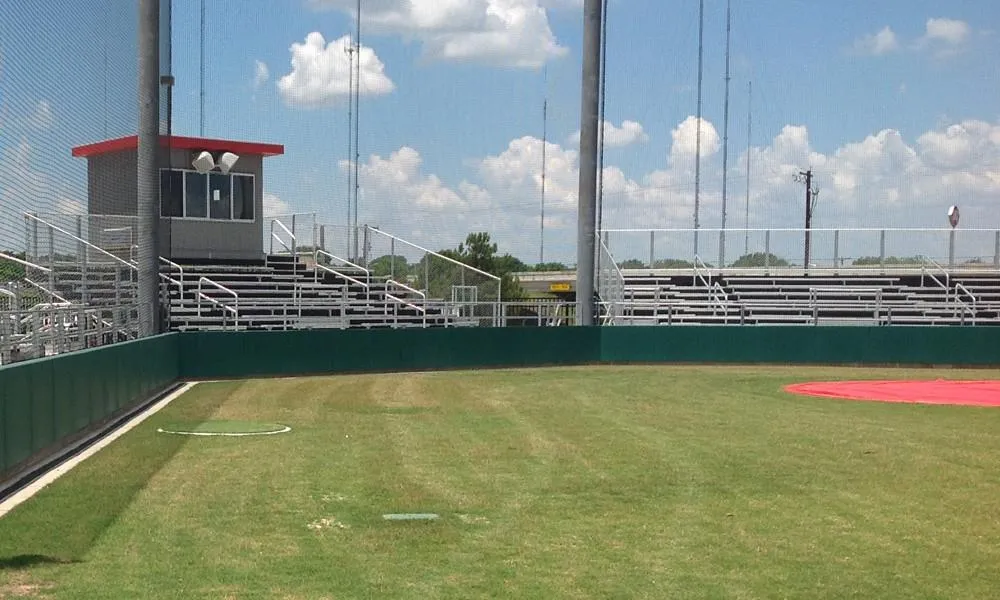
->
left=693, top=0, right=704, bottom=257
left=949, top=228, right=956, bottom=268
left=138, top=0, right=161, bottom=336
left=352, top=0, right=362, bottom=261
left=199, top=0, right=205, bottom=136
left=576, top=0, right=602, bottom=326
left=719, top=0, right=732, bottom=269
left=540, top=95, right=547, bottom=265
left=745, top=82, right=752, bottom=256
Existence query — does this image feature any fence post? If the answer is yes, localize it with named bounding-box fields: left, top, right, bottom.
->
left=77, top=215, right=88, bottom=304
left=949, top=228, right=956, bottom=268
left=48, top=226, right=56, bottom=294
left=764, top=230, right=771, bottom=272
left=879, top=230, right=886, bottom=273
left=833, top=229, right=839, bottom=271
left=649, top=231, right=654, bottom=268
left=994, top=231, right=999, bottom=268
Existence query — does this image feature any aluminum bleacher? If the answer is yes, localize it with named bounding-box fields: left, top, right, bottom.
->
left=159, top=254, right=461, bottom=331
left=618, top=270, right=1000, bottom=326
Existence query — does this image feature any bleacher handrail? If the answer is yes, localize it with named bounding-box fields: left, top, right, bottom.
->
left=954, top=282, right=977, bottom=325
left=919, top=255, right=950, bottom=299
left=196, top=276, right=239, bottom=329
left=364, top=227, right=501, bottom=283
left=158, top=257, right=184, bottom=293
left=314, top=249, right=370, bottom=285
left=24, top=213, right=138, bottom=271
left=270, top=218, right=295, bottom=256
left=0, top=251, right=52, bottom=274
left=693, top=255, right=712, bottom=288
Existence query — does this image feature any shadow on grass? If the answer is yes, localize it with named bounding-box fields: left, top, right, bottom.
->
left=0, top=554, right=82, bottom=571
left=0, top=382, right=236, bottom=564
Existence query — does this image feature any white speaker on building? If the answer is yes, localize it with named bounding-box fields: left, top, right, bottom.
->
left=217, top=152, right=240, bottom=175
left=192, top=151, right=215, bottom=174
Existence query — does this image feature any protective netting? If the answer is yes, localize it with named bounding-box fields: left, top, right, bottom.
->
left=0, top=0, right=154, bottom=363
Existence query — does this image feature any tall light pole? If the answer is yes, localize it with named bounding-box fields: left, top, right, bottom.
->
left=744, top=81, right=752, bottom=256
left=693, top=0, right=704, bottom=257
left=345, top=42, right=354, bottom=259
left=576, top=0, right=603, bottom=326
left=540, top=93, right=547, bottom=266
left=352, top=0, right=362, bottom=261
left=719, top=0, right=732, bottom=268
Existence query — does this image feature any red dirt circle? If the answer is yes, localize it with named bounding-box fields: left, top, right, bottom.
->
left=784, top=380, right=1000, bottom=408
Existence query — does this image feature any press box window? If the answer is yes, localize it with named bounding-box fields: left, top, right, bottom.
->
left=159, top=169, right=255, bottom=221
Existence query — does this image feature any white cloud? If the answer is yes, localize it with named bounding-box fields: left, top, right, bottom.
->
left=307, top=0, right=569, bottom=68
left=331, top=113, right=1000, bottom=264
left=277, top=32, right=395, bottom=108
left=570, top=120, right=650, bottom=148
left=31, top=100, right=54, bottom=129
left=670, top=116, right=721, bottom=163
left=923, top=18, right=971, bottom=46
left=253, top=60, right=270, bottom=88
left=263, top=193, right=291, bottom=216
left=852, top=26, right=900, bottom=56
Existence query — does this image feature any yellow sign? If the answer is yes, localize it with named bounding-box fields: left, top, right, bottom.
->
left=549, top=283, right=572, bottom=292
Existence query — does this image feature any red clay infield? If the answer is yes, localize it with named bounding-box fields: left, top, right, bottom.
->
left=784, top=380, right=1000, bottom=407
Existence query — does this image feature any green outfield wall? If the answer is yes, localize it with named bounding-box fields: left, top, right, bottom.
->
left=4, top=326, right=1000, bottom=491
left=0, top=334, right=179, bottom=485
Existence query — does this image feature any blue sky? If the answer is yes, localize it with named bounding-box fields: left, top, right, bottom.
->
left=2, top=0, right=999, bottom=263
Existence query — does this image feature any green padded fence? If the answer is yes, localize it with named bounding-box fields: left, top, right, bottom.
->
left=179, top=327, right=602, bottom=379
left=600, top=326, right=1000, bottom=366
left=0, top=334, right=179, bottom=482
left=179, top=326, right=1000, bottom=381
left=4, top=326, right=1000, bottom=490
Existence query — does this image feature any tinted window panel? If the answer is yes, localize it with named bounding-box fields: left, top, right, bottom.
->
left=233, top=175, right=254, bottom=220
left=209, top=173, right=232, bottom=220
left=160, top=170, right=183, bottom=217
left=185, top=172, right=207, bottom=218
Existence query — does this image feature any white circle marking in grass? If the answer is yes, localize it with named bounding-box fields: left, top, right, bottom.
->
left=156, top=425, right=292, bottom=437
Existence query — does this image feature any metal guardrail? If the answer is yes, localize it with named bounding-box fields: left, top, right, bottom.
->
left=196, top=276, right=239, bottom=329
left=386, top=279, right=427, bottom=327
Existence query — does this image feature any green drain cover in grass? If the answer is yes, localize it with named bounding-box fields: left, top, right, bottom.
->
left=157, top=420, right=291, bottom=437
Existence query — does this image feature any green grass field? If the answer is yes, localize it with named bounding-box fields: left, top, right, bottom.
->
left=3, top=365, right=1000, bottom=599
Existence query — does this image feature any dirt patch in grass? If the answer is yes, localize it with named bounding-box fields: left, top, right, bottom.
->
left=0, top=572, right=54, bottom=598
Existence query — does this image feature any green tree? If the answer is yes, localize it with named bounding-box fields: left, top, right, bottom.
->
left=731, top=253, right=790, bottom=268
left=852, top=256, right=921, bottom=266
left=0, top=251, right=26, bottom=282
left=369, top=255, right=411, bottom=278
left=534, top=262, right=569, bottom=272
left=618, top=259, right=646, bottom=269
left=418, top=232, right=525, bottom=301
left=653, top=258, right=694, bottom=269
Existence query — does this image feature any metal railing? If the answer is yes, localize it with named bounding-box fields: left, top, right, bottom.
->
left=596, top=234, right=625, bottom=324
left=386, top=279, right=427, bottom=327
left=362, top=226, right=502, bottom=327
left=314, top=249, right=370, bottom=292
left=159, top=256, right=185, bottom=293
left=603, top=227, right=1000, bottom=272
left=196, top=277, right=239, bottom=329
left=954, top=283, right=978, bottom=325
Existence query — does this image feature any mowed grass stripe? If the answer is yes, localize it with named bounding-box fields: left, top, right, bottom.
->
left=1, top=365, right=1000, bottom=598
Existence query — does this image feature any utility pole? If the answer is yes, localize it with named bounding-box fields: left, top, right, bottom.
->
left=352, top=0, right=362, bottom=261
left=138, top=0, right=161, bottom=336
left=540, top=94, right=547, bottom=265
left=345, top=42, right=354, bottom=259
left=744, top=81, right=752, bottom=255
left=693, top=0, right=704, bottom=257
left=795, top=169, right=819, bottom=271
left=199, top=0, right=205, bottom=136
left=719, top=0, right=732, bottom=269
left=596, top=0, right=609, bottom=242
left=576, top=0, right=603, bottom=326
